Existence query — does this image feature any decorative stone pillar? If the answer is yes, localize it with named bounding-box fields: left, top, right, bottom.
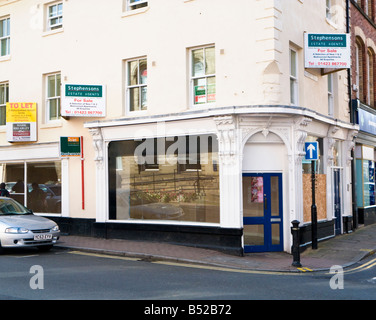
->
left=89, top=128, right=107, bottom=222
left=214, top=115, right=242, bottom=229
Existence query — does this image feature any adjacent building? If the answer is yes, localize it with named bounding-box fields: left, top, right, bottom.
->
left=0, top=0, right=358, bottom=255
left=351, top=0, right=376, bottom=226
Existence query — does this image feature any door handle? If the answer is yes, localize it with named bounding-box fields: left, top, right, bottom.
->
left=264, top=194, right=267, bottom=211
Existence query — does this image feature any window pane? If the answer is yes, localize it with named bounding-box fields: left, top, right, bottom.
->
left=141, top=86, right=147, bottom=110
left=109, top=135, right=220, bottom=223
left=0, top=84, right=7, bottom=104
left=207, top=76, right=216, bottom=103
left=290, top=50, right=297, bottom=77
left=49, top=99, right=58, bottom=120
left=56, top=74, right=61, bottom=95
left=0, top=105, right=5, bottom=126
left=48, top=75, right=56, bottom=97
left=128, top=60, right=139, bottom=86
left=1, top=39, right=7, bottom=56
left=49, top=5, right=57, bottom=17
left=0, top=20, right=4, bottom=37
left=194, top=78, right=206, bottom=104
left=139, top=59, right=147, bottom=84
left=129, top=87, right=139, bottom=111
left=192, top=49, right=204, bottom=77
left=1, top=163, right=25, bottom=205
left=205, top=47, right=215, bottom=75
left=290, top=79, right=296, bottom=104
left=27, top=162, right=61, bottom=213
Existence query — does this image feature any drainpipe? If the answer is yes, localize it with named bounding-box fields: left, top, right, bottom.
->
left=347, top=0, right=358, bottom=230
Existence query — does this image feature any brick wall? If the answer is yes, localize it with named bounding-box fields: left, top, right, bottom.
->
left=351, top=0, right=376, bottom=108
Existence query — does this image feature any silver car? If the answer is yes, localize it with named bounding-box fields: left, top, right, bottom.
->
left=0, top=197, right=60, bottom=253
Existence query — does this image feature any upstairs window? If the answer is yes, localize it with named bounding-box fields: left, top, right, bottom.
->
left=127, top=0, right=148, bottom=11
left=0, top=82, right=9, bottom=126
left=290, top=48, right=298, bottom=105
left=191, top=45, right=216, bottom=106
left=326, top=0, right=332, bottom=19
left=127, top=58, right=147, bottom=112
left=0, top=17, right=10, bottom=57
left=47, top=2, right=63, bottom=31
left=46, top=73, right=61, bottom=121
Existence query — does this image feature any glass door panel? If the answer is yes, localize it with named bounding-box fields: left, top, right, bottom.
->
left=244, top=225, right=264, bottom=246
left=243, top=176, right=264, bottom=217
left=271, top=176, right=280, bottom=216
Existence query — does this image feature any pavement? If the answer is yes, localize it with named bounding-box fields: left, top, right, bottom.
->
left=55, top=223, right=376, bottom=273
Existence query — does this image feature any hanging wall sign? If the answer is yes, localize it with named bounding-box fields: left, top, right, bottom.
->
left=6, top=102, right=37, bottom=142
left=61, top=83, right=106, bottom=117
left=304, top=33, right=351, bottom=69
left=60, top=136, right=82, bottom=157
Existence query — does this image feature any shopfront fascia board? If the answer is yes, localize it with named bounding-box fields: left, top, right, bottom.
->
left=0, top=142, right=59, bottom=161
left=84, top=105, right=358, bottom=133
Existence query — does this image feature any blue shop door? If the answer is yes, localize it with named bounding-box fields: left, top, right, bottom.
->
left=242, top=173, right=283, bottom=253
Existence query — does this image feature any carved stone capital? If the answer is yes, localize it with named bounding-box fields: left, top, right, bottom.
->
left=89, top=128, right=104, bottom=164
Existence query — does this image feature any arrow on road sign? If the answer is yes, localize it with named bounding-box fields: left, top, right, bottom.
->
left=307, top=143, right=316, bottom=159
left=305, top=141, right=319, bottom=161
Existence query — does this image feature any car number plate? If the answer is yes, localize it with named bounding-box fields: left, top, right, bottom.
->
left=34, top=234, right=52, bottom=241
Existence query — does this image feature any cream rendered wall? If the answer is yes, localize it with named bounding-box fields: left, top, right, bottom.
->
left=281, top=0, right=350, bottom=122
left=0, top=0, right=352, bottom=222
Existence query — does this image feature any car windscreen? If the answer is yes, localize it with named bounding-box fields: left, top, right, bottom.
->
left=0, top=198, right=31, bottom=215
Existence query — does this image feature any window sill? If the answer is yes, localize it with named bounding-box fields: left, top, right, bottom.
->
left=121, top=6, right=149, bottom=18
left=126, top=109, right=148, bottom=116
left=190, top=103, right=216, bottom=110
left=0, top=55, right=11, bottom=62
left=325, top=18, right=338, bottom=30
left=42, top=27, right=64, bottom=37
left=40, top=120, right=63, bottom=129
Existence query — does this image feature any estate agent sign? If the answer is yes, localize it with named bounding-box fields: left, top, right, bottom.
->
left=304, top=33, right=351, bottom=69
left=61, top=83, right=106, bottom=117
left=60, top=136, right=82, bottom=157
left=6, top=102, right=37, bottom=142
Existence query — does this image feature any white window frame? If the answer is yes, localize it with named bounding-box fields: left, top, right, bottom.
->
left=0, top=17, right=10, bottom=57
left=290, top=48, right=298, bottom=105
left=0, top=81, right=9, bottom=126
left=126, top=57, right=147, bottom=113
left=46, top=73, right=61, bottom=122
left=190, top=45, right=216, bottom=107
left=47, top=2, right=63, bottom=31
left=326, top=0, right=332, bottom=19
left=127, top=0, right=148, bottom=11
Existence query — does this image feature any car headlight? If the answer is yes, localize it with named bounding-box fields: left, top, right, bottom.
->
left=51, top=225, right=59, bottom=232
left=5, top=227, right=29, bottom=234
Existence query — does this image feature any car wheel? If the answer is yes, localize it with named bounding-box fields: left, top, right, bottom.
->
left=0, top=241, right=4, bottom=255
left=37, top=245, right=53, bottom=252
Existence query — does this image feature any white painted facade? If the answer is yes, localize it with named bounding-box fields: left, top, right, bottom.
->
left=0, top=0, right=358, bottom=253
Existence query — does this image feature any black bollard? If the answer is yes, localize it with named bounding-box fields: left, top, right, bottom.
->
left=291, top=220, right=302, bottom=267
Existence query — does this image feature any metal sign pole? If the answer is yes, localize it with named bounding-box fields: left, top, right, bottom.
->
left=311, top=160, right=318, bottom=250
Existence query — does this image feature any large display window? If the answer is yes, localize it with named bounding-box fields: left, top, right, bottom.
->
left=0, top=161, right=61, bottom=213
left=356, top=145, right=376, bottom=208
left=108, top=134, right=220, bottom=223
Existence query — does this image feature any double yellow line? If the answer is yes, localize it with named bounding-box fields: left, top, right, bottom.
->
left=344, top=257, right=376, bottom=274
